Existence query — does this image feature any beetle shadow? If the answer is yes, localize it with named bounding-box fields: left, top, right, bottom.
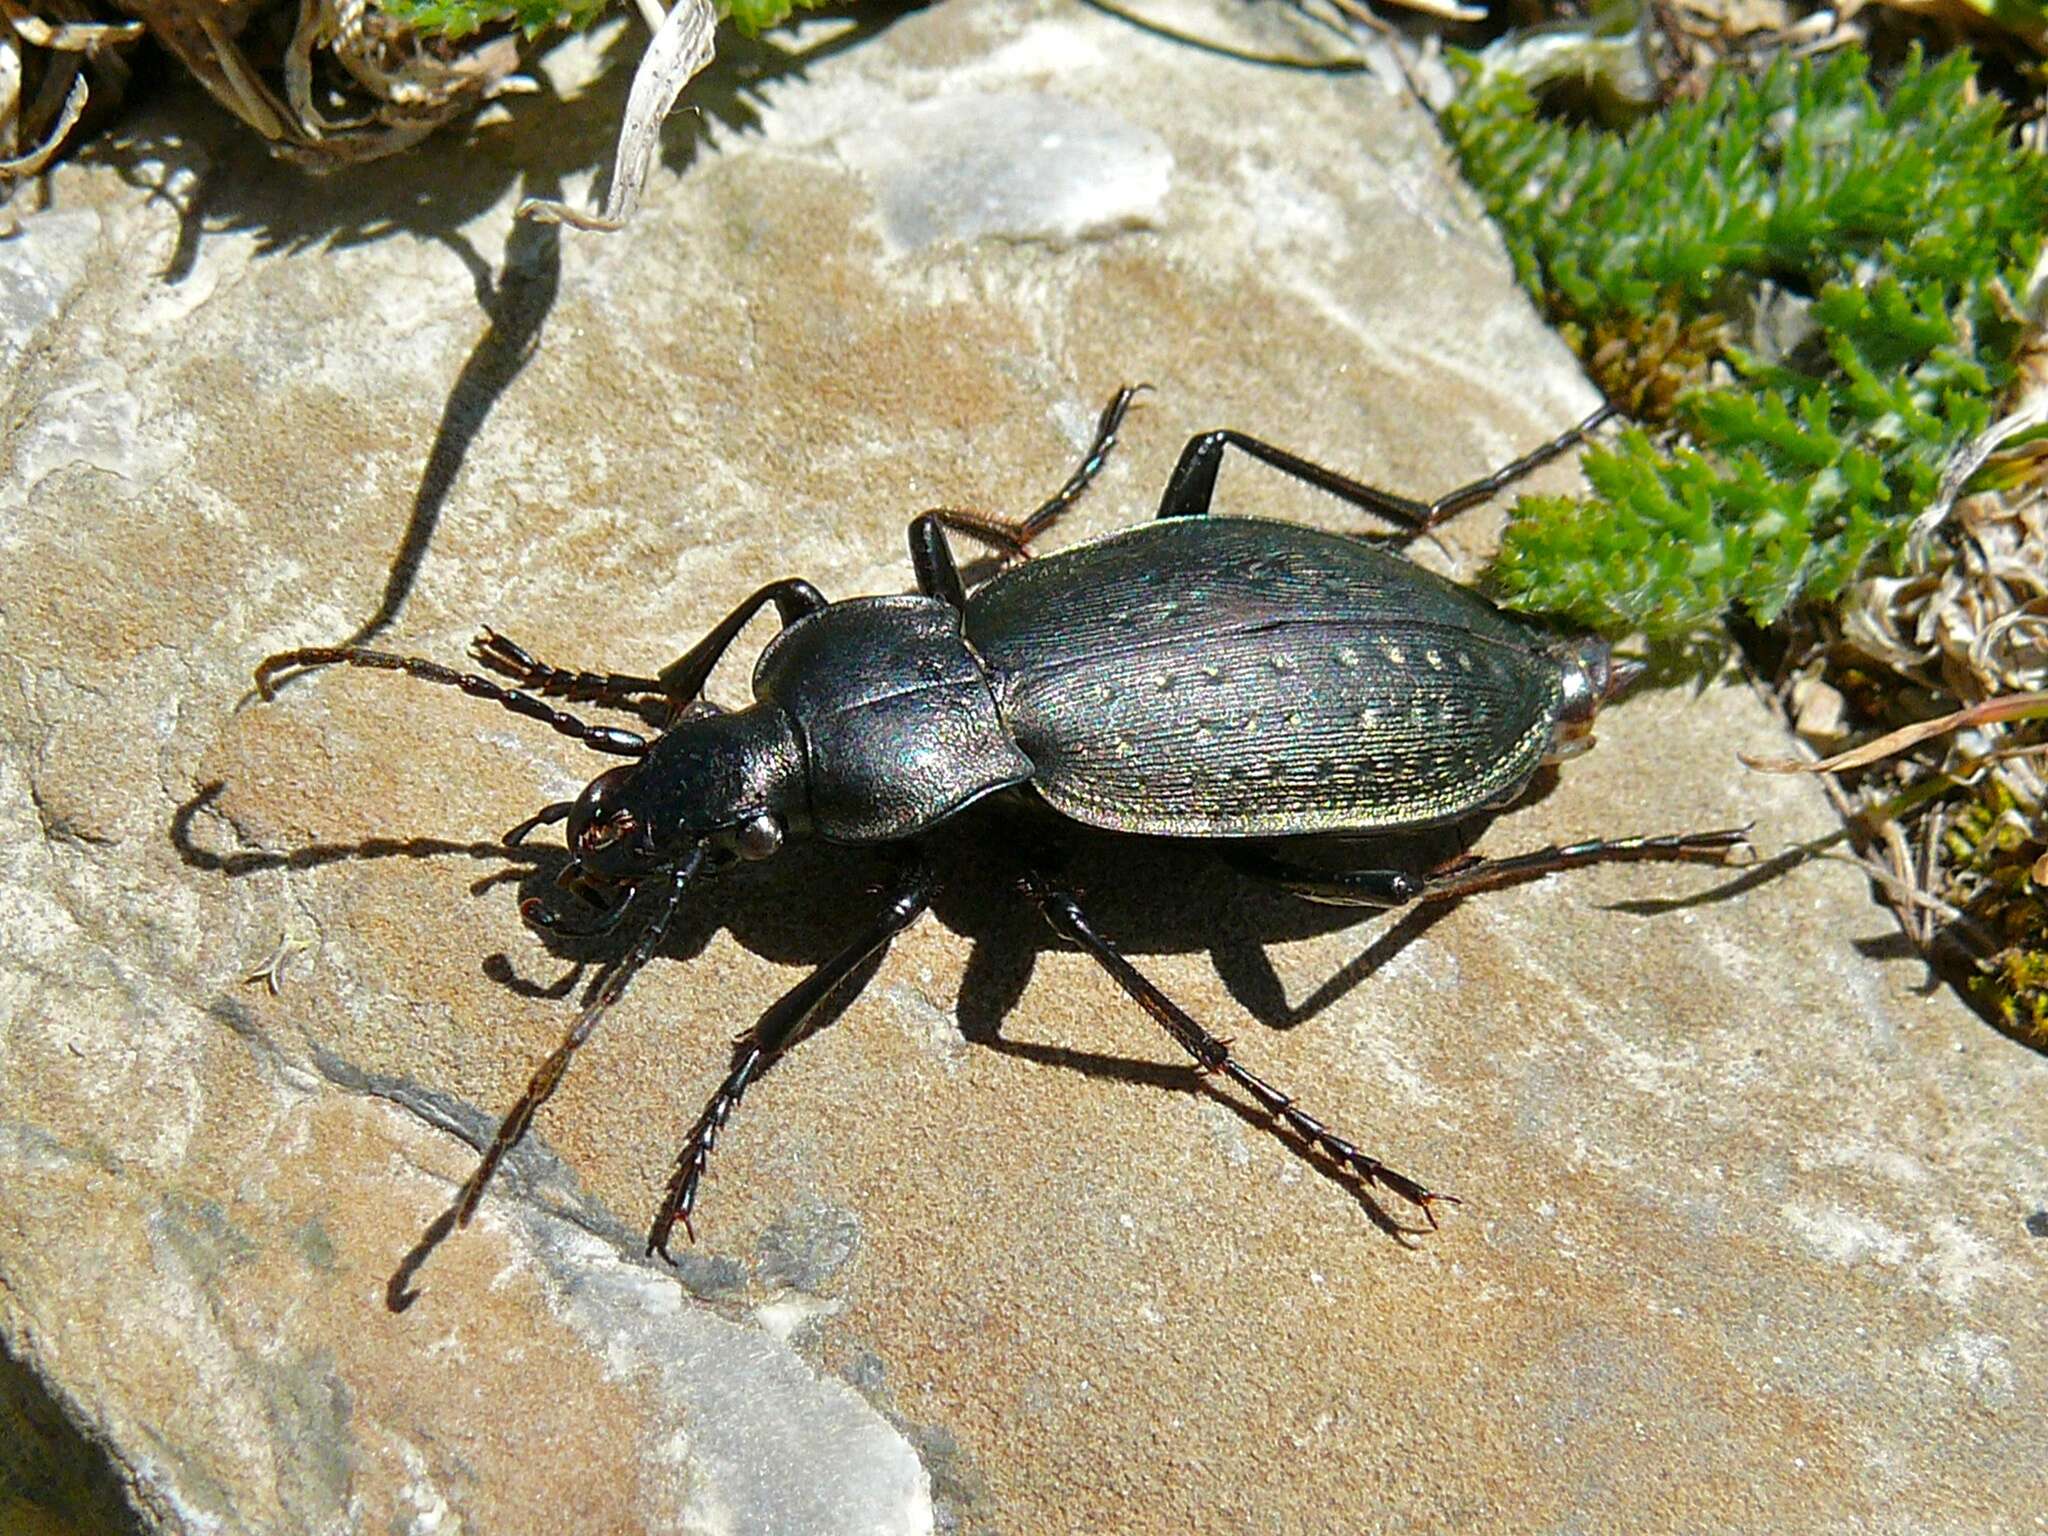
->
left=96, top=5, right=932, bottom=687
left=476, top=835, right=909, bottom=1003
left=85, top=2, right=929, bottom=271
left=175, top=757, right=1763, bottom=1270
left=171, top=780, right=567, bottom=887
left=172, top=779, right=899, bottom=1009
left=925, top=820, right=1461, bottom=1039
left=313, top=5, right=937, bottom=657
left=905, top=818, right=1479, bottom=1240
left=174, top=778, right=911, bottom=1295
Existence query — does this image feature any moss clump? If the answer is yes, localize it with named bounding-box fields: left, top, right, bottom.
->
left=1440, top=48, right=2048, bottom=637
left=1444, top=44, right=2048, bottom=1045
left=1948, top=784, right=2048, bottom=1043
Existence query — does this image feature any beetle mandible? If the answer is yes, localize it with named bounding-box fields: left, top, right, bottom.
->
left=256, top=387, right=1745, bottom=1252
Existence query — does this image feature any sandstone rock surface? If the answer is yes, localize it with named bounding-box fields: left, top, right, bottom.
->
left=2, top=2, right=2044, bottom=1531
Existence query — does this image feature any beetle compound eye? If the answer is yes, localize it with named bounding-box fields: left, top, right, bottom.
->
left=734, top=813, right=784, bottom=861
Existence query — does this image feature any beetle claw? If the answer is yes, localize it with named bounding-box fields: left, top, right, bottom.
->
left=646, top=1201, right=696, bottom=1264
left=1416, top=1190, right=1461, bottom=1230
left=1365, top=1161, right=1458, bottom=1231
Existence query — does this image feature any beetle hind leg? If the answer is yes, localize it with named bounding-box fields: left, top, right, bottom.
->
left=1230, top=827, right=1750, bottom=907
left=1411, top=827, right=1751, bottom=902
left=1024, top=872, right=1454, bottom=1233
left=1222, top=849, right=1420, bottom=908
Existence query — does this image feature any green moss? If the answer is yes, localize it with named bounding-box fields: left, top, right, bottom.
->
left=1440, top=47, right=2048, bottom=638
left=1947, top=784, right=2048, bottom=1045
left=1445, top=44, right=2048, bottom=1038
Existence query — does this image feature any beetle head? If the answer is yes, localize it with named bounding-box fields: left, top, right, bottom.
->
left=1546, top=636, right=1645, bottom=762
left=567, top=704, right=803, bottom=880
left=530, top=704, right=804, bottom=935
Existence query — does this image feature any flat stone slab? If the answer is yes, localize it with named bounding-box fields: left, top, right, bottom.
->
left=2, top=1, right=2043, bottom=1531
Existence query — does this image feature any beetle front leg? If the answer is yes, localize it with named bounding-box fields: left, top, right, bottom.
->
left=472, top=579, right=830, bottom=722
left=455, top=855, right=698, bottom=1227
left=1022, top=872, right=1454, bottom=1232
left=472, top=628, right=671, bottom=720
left=655, top=578, right=828, bottom=705
left=648, top=861, right=938, bottom=1256
left=908, top=514, right=970, bottom=612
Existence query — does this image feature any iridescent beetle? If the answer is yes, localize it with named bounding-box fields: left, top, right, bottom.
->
left=258, top=388, right=1743, bottom=1254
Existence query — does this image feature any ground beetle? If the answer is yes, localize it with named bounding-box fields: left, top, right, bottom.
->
left=257, top=388, right=1745, bottom=1251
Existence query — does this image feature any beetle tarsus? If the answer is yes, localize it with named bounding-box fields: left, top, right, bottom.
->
left=1415, top=825, right=1754, bottom=903
left=1419, top=402, right=1618, bottom=528
left=473, top=626, right=669, bottom=712
left=1156, top=398, right=1619, bottom=534
left=654, top=1042, right=758, bottom=1257
left=919, top=382, right=1147, bottom=566
left=1233, top=826, right=1752, bottom=909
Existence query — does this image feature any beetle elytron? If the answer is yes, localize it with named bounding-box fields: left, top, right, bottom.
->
left=257, top=388, right=1743, bottom=1253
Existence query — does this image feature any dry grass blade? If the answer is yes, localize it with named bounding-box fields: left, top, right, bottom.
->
left=124, top=0, right=526, bottom=168
left=1744, top=691, right=2048, bottom=774
left=0, top=0, right=141, bottom=198
left=518, top=0, right=716, bottom=231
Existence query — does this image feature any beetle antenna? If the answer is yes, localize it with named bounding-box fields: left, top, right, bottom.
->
left=256, top=647, right=649, bottom=757
left=455, top=846, right=704, bottom=1226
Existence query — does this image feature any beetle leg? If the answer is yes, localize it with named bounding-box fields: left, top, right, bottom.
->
left=652, top=578, right=829, bottom=707
left=472, top=627, right=672, bottom=724
left=454, top=852, right=700, bottom=1227
left=1022, top=873, right=1454, bottom=1232
left=911, top=384, right=1146, bottom=570
left=1416, top=404, right=1619, bottom=528
left=473, top=581, right=830, bottom=723
left=1222, top=848, right=1420, bottom=909
left=648, top=861, right=938, bottom=1257
left=1412, top=827, right=1752, bottom=901
left=1157, top=403, right=1617, bottom=533
left=908, top=513, right=970, bottom=612
left=1228, top=827, right=1749, bottom=907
